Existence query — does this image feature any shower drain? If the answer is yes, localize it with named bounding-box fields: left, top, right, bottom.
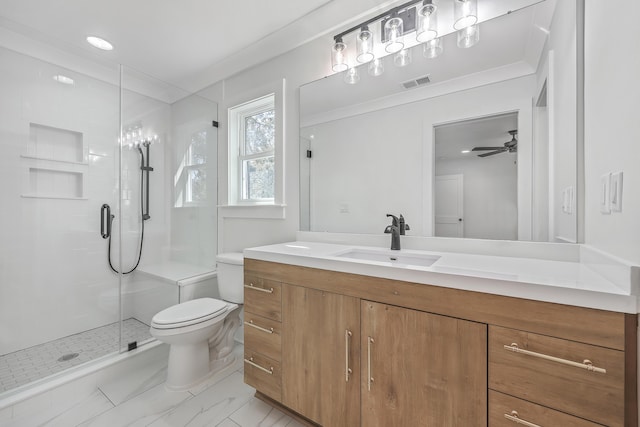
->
left=57, top=353, right=79, bottom=362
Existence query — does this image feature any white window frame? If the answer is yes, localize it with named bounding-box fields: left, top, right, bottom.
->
left=232, top=94, right=275, bottom=203
left=222, top=78, right=286, bottom=219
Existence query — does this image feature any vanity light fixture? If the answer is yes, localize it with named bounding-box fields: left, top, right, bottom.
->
left=86, top=36, right=114, bottom=51
left=368, top=57, right=385, bottom=76
left=394, top=48, right=412, bottom=67
left=423, top=37, right=443, bottom=58
left=457, top=24, right=480, bottom=48
left=461, top=150, right=471, bottom=154
left=330, top=0, right=481, bottom=83
left=453, top=0, right=478, bottom=30
left=344, top=66, right=360, bottom=84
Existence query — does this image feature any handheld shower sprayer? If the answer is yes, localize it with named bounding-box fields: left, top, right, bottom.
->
left=101, top=136, right=155, bottom=274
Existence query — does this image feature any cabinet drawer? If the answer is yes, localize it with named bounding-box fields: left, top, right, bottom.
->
left=244, top=312, right=281, bottom=361
left=244, top=347, right=281, bottom=402
left=489, top=326, right=624, bottom=426
left=244, top=275, right=282, bottom=321
left=489, top=390, right=603, bottom=427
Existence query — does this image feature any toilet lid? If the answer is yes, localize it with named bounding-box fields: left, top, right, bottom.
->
left=151, top=298, right=227, bottom=329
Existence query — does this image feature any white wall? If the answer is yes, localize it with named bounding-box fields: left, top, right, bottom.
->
left=584, top=1, right=640, bottom=264
left=0, top=48, right=121, bottom=354
left=436, top=155, right=518, bottom=240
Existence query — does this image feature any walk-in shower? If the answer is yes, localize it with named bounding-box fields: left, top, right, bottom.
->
left=0, top=46, right=218, bottom=398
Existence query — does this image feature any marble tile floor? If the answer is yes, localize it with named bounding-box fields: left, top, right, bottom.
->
left=2, top=344, right=307, bottom=427
left=0, top=319, right=152, bottom=394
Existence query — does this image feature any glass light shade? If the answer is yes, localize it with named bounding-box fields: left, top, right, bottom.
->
left=453, top=0, right=477, bottom=30
left=356, top=28, right=374, bottom=63
left=416, top=3, right=438, bottom=43
left=344, top=67, right=360, bottom=84
left=457, top=24, right=479, bottom=48
left=384, top=16, right=404, bottom=53
left=423, top=37, right=443, bottom=58
left=331, top=40, right=348, bottom=72
left=394, top=49, right=412, bottom=67
left=368, top=58, right=384, bottom=76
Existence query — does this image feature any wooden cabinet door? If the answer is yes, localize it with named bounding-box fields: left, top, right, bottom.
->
left=361, top=300, right=487, bottom=427
left=282, top=284, right=360, bottom=427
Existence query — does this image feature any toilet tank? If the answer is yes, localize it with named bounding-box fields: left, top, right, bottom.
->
left=216, top=252, right=244, bottom=304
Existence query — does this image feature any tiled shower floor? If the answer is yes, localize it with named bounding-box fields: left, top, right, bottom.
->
left=0, top=318, right=152, bottom=394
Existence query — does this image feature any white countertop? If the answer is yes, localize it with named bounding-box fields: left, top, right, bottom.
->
left=244, top=241, right=640, bottom=313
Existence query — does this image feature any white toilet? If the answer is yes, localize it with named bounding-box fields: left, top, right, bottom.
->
left=149, top=252, right=244, bottom=391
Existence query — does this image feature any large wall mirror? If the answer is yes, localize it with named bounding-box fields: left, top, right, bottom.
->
left=300, top=0, right=582, bottom=243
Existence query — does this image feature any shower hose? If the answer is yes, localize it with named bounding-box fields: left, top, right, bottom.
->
left=107, top=147, right=149, bottom=274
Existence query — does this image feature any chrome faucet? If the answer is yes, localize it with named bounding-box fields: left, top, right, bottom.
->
left=385, top=214, right=401, bottom=250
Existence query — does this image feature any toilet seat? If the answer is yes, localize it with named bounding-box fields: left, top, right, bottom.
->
left=151, top=298, right=228, bottom=330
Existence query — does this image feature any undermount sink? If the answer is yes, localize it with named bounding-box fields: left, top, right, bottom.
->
left=336, top=248, right=440, bottom=267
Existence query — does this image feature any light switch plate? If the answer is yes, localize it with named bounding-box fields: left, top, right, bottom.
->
left=610, top=171, right=623, bottom=212
left=600, top=173, right=611, bottom=214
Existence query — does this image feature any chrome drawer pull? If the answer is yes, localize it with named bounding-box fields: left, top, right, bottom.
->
left=367, top=336, right=374, bottom=391
left=504, top=410, right=541, bottom=427
left=244, top=283, right=274, bottom=294
left=244, top=320, right=274, bottom=334
left=503, top=343, right=607, bottom=374
left=244, top=357, right=274, bottom=375
left=345, top=330, right=353, bottom=382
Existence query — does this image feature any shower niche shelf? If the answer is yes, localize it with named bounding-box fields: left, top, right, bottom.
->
left=21, top=123, right=88, bottom=200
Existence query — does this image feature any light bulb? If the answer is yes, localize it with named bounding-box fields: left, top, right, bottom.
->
left=356, top=26, right=374, bottom=63
left=384, top=15, right=404, bottom=53
left=331, top=38, right=348, bottom=72
left=416, top=1, right=438, bottom=43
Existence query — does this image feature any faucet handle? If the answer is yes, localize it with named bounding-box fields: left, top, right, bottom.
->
left=384, top=225, right=392, bottom=234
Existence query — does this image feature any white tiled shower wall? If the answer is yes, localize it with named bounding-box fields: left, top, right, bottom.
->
left=0, top=47, right=181, bottom=356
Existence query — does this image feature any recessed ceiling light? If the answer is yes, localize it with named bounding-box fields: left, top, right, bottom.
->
left=461, top=150, right=471, bottom=154
left=52, top=74, right=74, bottom=85
left=86, top=36, right=113, bottom=51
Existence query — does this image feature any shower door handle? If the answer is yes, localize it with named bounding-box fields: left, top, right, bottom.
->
left=101, top=204, right=112, bottom=239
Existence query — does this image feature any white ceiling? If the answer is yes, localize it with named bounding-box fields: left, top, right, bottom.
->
left=0, top=0, right=395, bottom=94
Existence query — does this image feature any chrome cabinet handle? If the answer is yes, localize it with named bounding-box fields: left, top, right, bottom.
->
left=367, top=336, right=374, bottom=391
left=503, top=343, right=606, bottom=374
left=244, top=357, right=274, bottom=375
left=345, top=330, right=353, bottom=382
left=504, top=410, right=541, bottom=427
left=244, top=283, right=274, bottom=294
left=244, top=320, right=274, bottom=334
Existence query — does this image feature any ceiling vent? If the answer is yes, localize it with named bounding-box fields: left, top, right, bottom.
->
left=401, top=75, right=431, bottom=89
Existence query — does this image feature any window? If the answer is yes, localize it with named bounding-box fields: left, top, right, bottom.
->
left=185, top=130, right=207, bottom=204
left=229, top=94, right=276, bottom=204
left=175, top=129, right=209, bottom=208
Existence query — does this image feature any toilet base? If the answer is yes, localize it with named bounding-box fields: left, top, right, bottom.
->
left=163, top=305, right=242, bottom=392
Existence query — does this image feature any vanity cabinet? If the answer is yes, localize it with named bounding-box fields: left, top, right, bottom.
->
left=361, top=300, right=487, bottom=426
left=243, top=259, right=638, bottom=427
left=243, top=274, right=283, bottom=401
left=282, top=285, right=360, bottom=427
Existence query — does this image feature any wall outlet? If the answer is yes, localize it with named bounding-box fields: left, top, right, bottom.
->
left=610, top=171, right=623, bottom=212
left=600, top=173, right=611, bottom=214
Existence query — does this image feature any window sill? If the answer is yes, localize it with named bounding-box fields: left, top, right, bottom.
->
left=218, top=204, right=286, bottom=219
